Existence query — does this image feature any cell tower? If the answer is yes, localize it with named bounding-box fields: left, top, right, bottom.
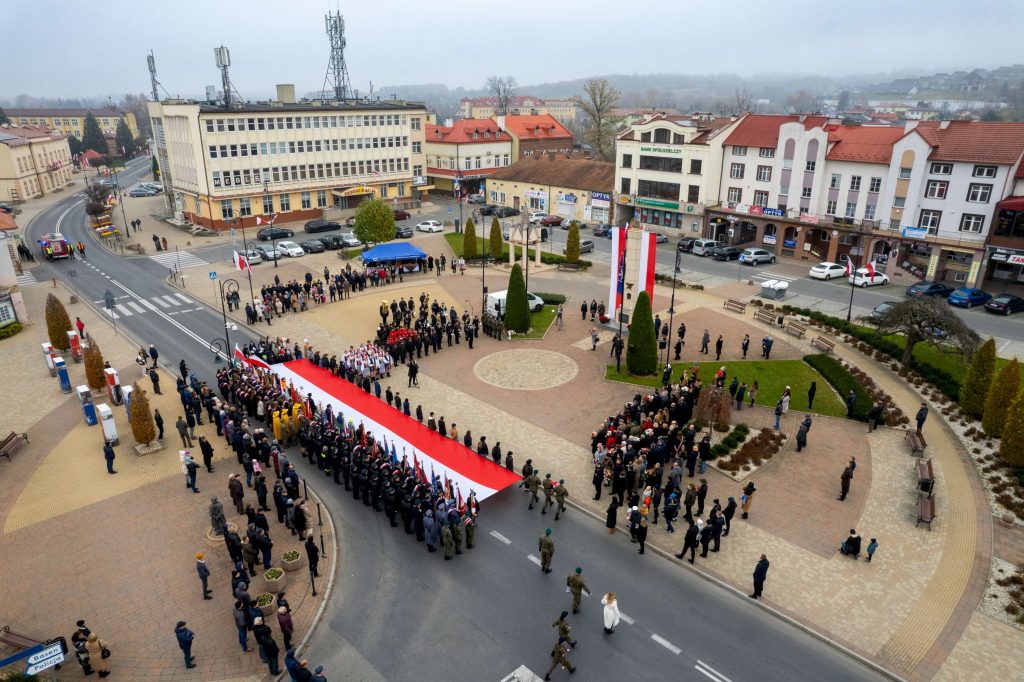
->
left=322, top=11, right=352, bottom=101
left=214, top=46, right=232, bottom=109
left=147, top=51, right=160, bottom=102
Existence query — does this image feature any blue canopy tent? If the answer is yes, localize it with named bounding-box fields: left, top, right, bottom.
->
left=360, top=242, right=427, bottom=267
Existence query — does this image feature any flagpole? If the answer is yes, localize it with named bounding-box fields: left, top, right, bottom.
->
left=241, top=223, right=256, bottom=305
left=615, top=224, right=628, bottom=373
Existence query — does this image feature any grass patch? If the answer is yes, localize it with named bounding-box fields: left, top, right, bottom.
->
left=804, top=354, right=872, bottom=421
left=444, top=233, right=591, bottom=269
left=605, top=358, right=848, bottom=418
left=520, top=305, right=557, bottom=339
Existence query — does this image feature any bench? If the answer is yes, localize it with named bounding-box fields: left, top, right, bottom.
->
left=753, top=308, right=778, bottom=326
left=723, top=298, right=747, bottom=314
left=916, top=494, right=936, bottom=531
left=0, top=431, right=29, bottom=461
left=915, top=458, right=935, bottom=497
left=784, top=320, right=807, bottom=339
left=556, top=263, right=580, bottom=272
left=905, top=430, right=927, bottom=457
left=811, top=335, right=835, bottom=354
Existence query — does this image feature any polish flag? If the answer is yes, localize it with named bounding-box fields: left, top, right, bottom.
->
left=256, top=216, right=263, bottom=225
left=865, top=260, right=877, bottom=282
left=843, top=257, right=854, bottom=277
left=233, top=345, right=271, bottom=370
left=233, top=250, right=249, bottom=271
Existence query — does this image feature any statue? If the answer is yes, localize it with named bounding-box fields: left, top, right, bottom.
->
left=209, top=496, right=227, bottom=536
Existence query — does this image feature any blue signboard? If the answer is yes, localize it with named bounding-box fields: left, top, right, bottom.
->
left=901, top=226, right=929, bottom=239
left=591, top=192, right=611, bottom=202
left=783, top=239, right=797, bottom=248
left=762, top=207, right=785, bottom=217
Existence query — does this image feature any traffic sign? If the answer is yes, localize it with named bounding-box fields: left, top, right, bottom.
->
left=26, top=652, right=64, bottom=675
left=27, top=642, right=64, bottom=665
left=209, top=271, right=217, bottom=280
left=447, top=207, right=452, bottom=213
left=103, top=290, right=115, bottom=309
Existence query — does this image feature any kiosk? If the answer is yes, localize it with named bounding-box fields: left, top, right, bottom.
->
left=97, top=403, right=118, bottom=445
left=67, top=330, right=83, bottom=363
left=41, top=342, right=58, bottom=377
left=54, top=357, right=72, bottom=393
left=77, top=385, right=97, bottom=425
left=104, top=368, right=122, bottom=405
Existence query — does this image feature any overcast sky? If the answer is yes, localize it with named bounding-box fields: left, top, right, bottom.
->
left=5, top=0, right=1022, bottom=99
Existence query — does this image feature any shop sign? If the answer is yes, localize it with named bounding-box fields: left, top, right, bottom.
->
left=749, top=206, right=763, bottom=216
left=639, top=145, right=682, bottom=155
left=591, top=192, right=611, bottom=208
left=1011, top=254, right=1024, bottom=265
left=558, top=193, right=577, bottom=203
left=763, top=234, right=777, bottom=245
left=412, top=176, right=429, bottom=186
left=525, top=189, right=546, bottom=199
left=968, top=261, right=981, bottom=284
left=988, top=248, right=1024, bottom=264
left=901, top=226, right=929, bottom=239
left=636, top=197, right=679, bottom=210
left=762, top=207, right=785, bottom=217
left=783, top=239, right=797, bottom=248
left=734, top=203, right=750, bottom=214
left=799, top=213, right=819, bottom=225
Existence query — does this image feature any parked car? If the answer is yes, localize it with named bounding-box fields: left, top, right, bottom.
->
left=738, top=248, right=775, bottom=265
left=870, top=302, right=894, bottom=321
left=299, top=239, right=326, bottom=253
left=0, top=203, right=13, bottom=214
left=395, top=225, right=413, bottom=238
left=339, top=233, right=362, bottom=247
left=393, top=210, right=411, bottom=220
left=253, top=244, right=281, bottom=261
left=985, top=293, right=1024, bottom=315
left=677, top=237, right=697, bottom=252
left=256, top=226, right=294, bottom=241
left=947, top=287, right=992, bottom=308
left=318, top=234, right=345, bottom=250
left=905, top=281, right=954, bottom=298
left=140, top=183, right=163, bottom=191
left=593, top=224, right=614, bottom=237
left=128, top=187, right=158, bottom=197
left=467, top=194, right=486, bottom=204
left=565, top=239, right=595, bottom=255
left=528, top=211, right=546, bottom=224
left=712, top=246, right=743, bottom=261
left=691, top=239, right=722, bottom=256
left=496, top=206, right=520, bottom=218
left=478, top=205, right=497, bottom=216
left=540, top=215, right=565, bottom=227
left=240, top=247, right=263, bottom=265
left=416, top=220, right=444, bottom=233
left=808, top=261, right=847, bottom=280
left=277, top=240, right=305, bottom=257
left=652, top=232, right=669, bottom=243
left=848, top=267, right=890, bottom=287
left=304, top=219, right=341, bottom=233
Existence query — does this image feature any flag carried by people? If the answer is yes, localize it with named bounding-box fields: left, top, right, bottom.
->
left=233, top=250, right=250, bottom=271
left=843, top=256, right=854, bottom=278
left=865, top=259, right=878, bottom=282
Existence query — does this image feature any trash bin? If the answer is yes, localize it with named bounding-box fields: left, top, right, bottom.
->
left=772, top=281, right=789, bottom=300
left=760, top=279, right=779, bottom=299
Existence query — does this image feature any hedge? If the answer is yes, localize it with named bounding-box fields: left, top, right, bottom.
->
left=710, top=423, right=749, bottom=459
left=803, top=354, right=875, bottom=422
left=0, top=322, right=23, bottom=339
left=781, top=304, right=961, bottom=400
left=536, top=292, right=567, bottom=305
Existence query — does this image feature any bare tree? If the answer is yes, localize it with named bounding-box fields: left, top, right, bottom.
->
left=485, top=76, right=517, bottom=115
left=868, top=297, right=980, bottom=367
left=784, top=90, right=818, bottom=114
left=731, top=86, right=758, bottom=115
left=694, top=386, right=733, bottom=432
left=575, top=78, right=624, bottom=161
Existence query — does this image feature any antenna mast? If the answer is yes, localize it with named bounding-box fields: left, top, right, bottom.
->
left=214, top=46, right=232, bottom=109
left=322, top=11, right=352, bottom=101
left=147, top=51, right=160, bottom=102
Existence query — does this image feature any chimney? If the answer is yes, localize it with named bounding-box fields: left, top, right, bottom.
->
left=275, top=84, right=296, bottom=104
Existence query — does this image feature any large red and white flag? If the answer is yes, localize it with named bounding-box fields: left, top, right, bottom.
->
left=234, top=345, right=271, bottom=370
left=637, top=230, right=657, bottom=304
left=865, top=259, right=877, bottom=282
left=844, top=257, right=854, bottom=277
left=233, top=250, right=249, bottom=271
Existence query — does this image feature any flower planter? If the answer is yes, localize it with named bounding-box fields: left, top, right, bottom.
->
left=1001, top=512, right=1017, bottom=528
left=255, top=593, right=277, bottom=616
left=280, top=551, right=304, bottom=572
left=264, top=568, right=287, bottom=593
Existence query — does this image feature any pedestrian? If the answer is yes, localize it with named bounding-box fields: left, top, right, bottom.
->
left=179, top=358, right=189, bottom=382
left=740, top=481, right=756, bottom=519
left=867, top=401, right=884, bottom=432
left=259, top=629, right=281, bottom=675
left=174, top=621, right=196, bottom=669
left=591, top=462, right=604, bottom=501
left=741, top=334, right=750, bottom=358
left=808, top=381, right=817, bottom=410
left=915, top=403, right=928, bottom=435
left=278, top=607, right=294, bottom=650
left=234, top=602, right=250, bottom=652
left=566, top=567, right=590, bottom=614
left=674, top=519, right=699, bottom=563
left=553, top=479, right=569, bottom=520
left=556, top=305, right=564, bottom=330
left=185, top=454, right=200, bottom=492
left=544, top=638, right=575, bottom=680
left=194, top=552, right=212, bottom=599
left=601, top=592, right=620, bottom=633
left=148, top=344, right=160, bottom=369
left=700, top=329, right=710, bottom=354
left=735, top=381, right=747, bottom=410
left=103, top=440, right=117, bottom=474
left=76, top=316, right=86, bottom=336
left=441, top=520, right=455, bottom=560
left=177, top=415, right=193, bottom=448
left=750, top=554, right=770, bottom=599
left=541, top=473, right=555, bottom=514
left=773, top=399, right=783, bottom=431
left=866, top=538, right=879, bottom=562
left=635, top=516, right=648, bottom=554
left=605, top=499, right=618, bottom=534
left=781, top=386, right=791, bottom=414
left=749, top=380, right=758, bottom=407
left=699, top=518, right=713, bottom=557
left=229, top=473, right=245, bottom=513
left=285, top=649, right=301, bottom=679
left=590, top=299, right=597, bottom=320
left=311, top=664, right=327, bottom=682
left=795, top=420, right=808, bottom=452
left=71, top=620, right=94, bottom=676
left=85, top=632, right=111, bottom=678
left=580, top=301, right=587, bottom=320
left=305, top=533, right=320, bottom=577
left=838, top=464, right=853, bottom=501
left=845, top=389, right=856, bottom=418
left=715, top=334, right=724, bottom=360
left=590, top=327, right=599, bottom=351
left=538, top=528, right=555, bottom=574
left=723, top=496, right=737, bottom=535
left=149, top=367, right=162, bottom=394
left=552, top=611, right=577, bottom=648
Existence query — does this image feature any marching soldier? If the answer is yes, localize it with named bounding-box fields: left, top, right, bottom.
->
left=544, top=638, right=575, bottom=681
left=441, top=520, right=455, bottom=561
left=538, top=528, right=555, bottom=574
left=526, top=470, right=541, bottom=510
left=566, top=567, right=590, bottom=614
left=448, top=508, right=464, bottom=555
left=553, top=479, right=569, bottom=521
left=552, top=611, right=577, bottom=648
left=541, top=473, right=555, bottom=515
left=463, top=512, right=476, bottom=549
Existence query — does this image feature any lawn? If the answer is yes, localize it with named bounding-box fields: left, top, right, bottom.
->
left=605, top=357, right=848, bottom=418
left=520, top=305, right=557, bottom=339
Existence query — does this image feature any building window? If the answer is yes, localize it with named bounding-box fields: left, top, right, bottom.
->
left=639, top=155, right=682, bottom=173
left=300, top=192, right=311, bottom=209
left=263, top=195, right=274, bottom=214
left=959, top=214, right=985, bottom=233
left=238, top=198, right=252, bottom=217
left=205, top=120, right=214, bottom=133
left=966, top=183, right=992, bottom=203
left=317, top=190, right=327, bottom=208
left=779, top=185, right=789, bottom=196
left=687, top=185, right=700, bottom=203
left=930, top=163, right=952, bottom=175
left=412, top=142, right=421, bottom=153
left=899, top=167, right=912, bottom=179
left=759, top=147, right=775, bottom=158
left=864, top=204, right=876, bottom=220
left=826, top=200, right=837, bottom=215
left=411, top=117, right=421, bottom=131
left=279, top=194, right=291, bottom=211
left=727, top=187, right=742, bottom=203
left=753, top=190, right=769, bottom=207
left=849, top=176, right=861, bottom=191
left=845, top=202, right=857, bottom=218
left=973, top=165, right=996, bottom=178
left=925, top=180, right=948, bottom=199
left=733, top=146, right=747, bottom=156
left=869, top=177, right=882, bottom=193
left=804, top=160, right=816, bottom=172
left=689, top=159, right=702, bottom=175
left=756, top=165, right=772, bottom=182
left=730, top=163, right=745, bottom=179
left=637, top=180, right=680, bottom=200
left=621, top=154, right=632, bottom=168
left=801, top=187, right=812, bottom=199
left=919, top=209, right=942, bottom=232
left=830, top=173, right=841, bottom=189
left=220, top=200, right=234, bottom=219
left=620, top=178, right=631, bottom=195
left=894, top=196, right=906, bottom=208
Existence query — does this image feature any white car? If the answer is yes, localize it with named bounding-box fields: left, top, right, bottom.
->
left=416, top=220, right=443, bottom=233
left=849, top=268, right=889, bottom=287
left=528, top=211, right=546, bottom=224
left=808, top=262, right=847, bottom=280
left=277, top=241, right=305, bottom=257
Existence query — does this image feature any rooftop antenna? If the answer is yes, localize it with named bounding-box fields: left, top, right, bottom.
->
left=214, top=45, right=232, bottom=109
left=322, top=11, right=352, bottom=101
left=147, top=51, right=160, bottom=102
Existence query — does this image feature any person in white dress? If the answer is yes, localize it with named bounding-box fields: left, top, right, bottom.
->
left=601, top=592, right=620, bottom=634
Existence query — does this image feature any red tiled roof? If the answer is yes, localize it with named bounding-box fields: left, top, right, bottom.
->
left=425, top=119, right=511, bottom=144
left=497, top=114, right=573, bottom=141
left=825, top=125, right=905, bottom=164
left=0, top=212, right=17, bottom=231
left=723, top=114, right=828, bottom=148
left=925, top=120, right=1024, bottom=165
left=0, top=124, right=60, bottom=140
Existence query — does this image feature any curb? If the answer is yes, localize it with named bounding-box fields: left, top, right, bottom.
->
left=564, top=497, right=906, bottom=682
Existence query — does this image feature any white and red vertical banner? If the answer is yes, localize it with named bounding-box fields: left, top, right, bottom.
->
left=637, top=230, right=657, bottom=304
left=608, top=226, right=628, bottom=317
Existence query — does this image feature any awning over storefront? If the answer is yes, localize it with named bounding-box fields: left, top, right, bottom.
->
left=331, top=186, right=377, bottom=198
left=997, top=197, right=1024, bottom=211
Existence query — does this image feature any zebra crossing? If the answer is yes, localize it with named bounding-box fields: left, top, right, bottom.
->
left=96, top=292, right=198, bottom=319
left=750, top=270, right=800, bottom=283
left=149, top=250, right=209, bottom=269
left=15, top=271, right=37, bottom=286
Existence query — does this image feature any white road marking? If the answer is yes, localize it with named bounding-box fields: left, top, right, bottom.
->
left=174, top=293, right=191, bottom=304
left=140, top=299, right=158, bottom=311
left=489, top=530, right=512, bottom=545
left=161, top=295, right=180, bottom=307
left=650, top=633, right=681, bottom=655
left=103, top=309, right=120, bottom=319
left=618, top=611, right=635, bottom=625
left=527, top=554, right=541, bottom=566
left=151, top=296, right=170, bottom=308
left=114, top=303, right=134, bottom=316
left=695, top=661, right=732, bottom=682
left=498, top=665, right=545, bottom=682
left=126, top=301, right=146, bottom=313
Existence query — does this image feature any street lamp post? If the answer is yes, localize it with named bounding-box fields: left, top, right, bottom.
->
left=264, top=178, right=279, bottom=268
left=845, top=258, right=858, bottom=322
left=112, top=168, right=129, bottom=237
left=665, top=249, right=681, bottom=365
left=218, top=278, right=239, bottom=363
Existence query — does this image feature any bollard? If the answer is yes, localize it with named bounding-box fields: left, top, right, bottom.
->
left=52, top=276, right=56, bottom=287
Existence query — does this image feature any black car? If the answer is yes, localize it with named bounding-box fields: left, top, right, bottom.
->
left=0, top=203, right=13, bottom=214
left=906, top=281, right=954, bottom=298
left=257, top=226, right=294, bottom=241
left=395, top=225, right=413, bottom=238
left=304, top=219, right=341, bottom=233
left=677, top=238, right=697, bottom=253
left=478, top=205, right=497, bottom=216
left=299, top=239, right=326, bottom=253
left=592, top=224, right=613, bottom=237
left=985, top=293, right=1024, bottom=315
left=318, top=234, right=344, bottom=250
left=712, top=246, right=743, bottom=261
left=496, top=206, right=520, bottom=218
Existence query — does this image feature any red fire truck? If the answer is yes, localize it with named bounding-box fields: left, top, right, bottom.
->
left=38, top=232, right=72, bottom=260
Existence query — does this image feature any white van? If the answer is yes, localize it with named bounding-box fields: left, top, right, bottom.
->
left=692, top=239, right=722, bottom=256
left=486, top=289, right=545, bottom=317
